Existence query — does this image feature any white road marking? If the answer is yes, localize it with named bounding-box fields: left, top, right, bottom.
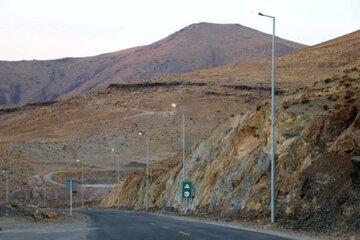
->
left=178, top=231, right=190, bottom=236
left=149, top=222, right=156, bottom=226
left=161, top=226, right=169, bottom=230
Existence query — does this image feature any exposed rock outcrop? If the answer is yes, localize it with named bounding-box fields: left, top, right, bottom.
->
left=101, top=68, right=360, bottom=233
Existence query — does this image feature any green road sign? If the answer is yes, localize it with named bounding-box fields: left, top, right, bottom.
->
left=182, top=180, right=193, bottom=199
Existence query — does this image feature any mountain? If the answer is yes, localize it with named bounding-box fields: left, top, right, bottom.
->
left=0, top=28, right=359, bottom=235
left=0, top=22, right=306, bottom=105
left=149, top=30, right=360, bottom=89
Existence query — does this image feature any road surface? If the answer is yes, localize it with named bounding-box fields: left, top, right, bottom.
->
left=0, top=209, right=296, bottom=240
left=43, top=171, right=116, bottom=188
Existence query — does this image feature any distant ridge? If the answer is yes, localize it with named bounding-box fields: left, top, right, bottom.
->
left=154, top=30, right=360, bottom=89
left=0, top=22, right=306, bottom=105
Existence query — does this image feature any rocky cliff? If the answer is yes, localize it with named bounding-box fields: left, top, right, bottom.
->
left=100, top=67, right=360, bottom=234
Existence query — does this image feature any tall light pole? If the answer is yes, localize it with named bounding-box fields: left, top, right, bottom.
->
left=139, top=132, right=149, bottom=212
left=111, top=148, right=120, bottom=209
left=171, top=103, right=187, bottom=214
left=2, top=170, right=9, bottom=202
left=76, top=159, right=84, bottom=208
left=43, top=180, right=47, bottom=207
left=259, top=12, right=276, bottom=224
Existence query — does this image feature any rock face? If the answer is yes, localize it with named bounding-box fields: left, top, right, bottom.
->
left=100, top=67, right=360, bottom=233
left=351, top=157, right=360, bottom=184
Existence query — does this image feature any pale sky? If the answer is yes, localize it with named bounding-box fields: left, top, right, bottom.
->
left=0, top=0, right=359, bottom=61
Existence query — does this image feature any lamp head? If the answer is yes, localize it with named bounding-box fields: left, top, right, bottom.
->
left=258, top=12, right=264, bottom=16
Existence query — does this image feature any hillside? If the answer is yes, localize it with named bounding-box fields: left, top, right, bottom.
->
left=0, top=79, right=263, bottom=205
left=0, top=30, right=357, bottom=205
left=101, top=67, right=360, bottom=235
left=0, top=28, right=359, bottom=236
left=0, top=22, right=306, bottom=105
left=151, top=30, right=360, bottom=89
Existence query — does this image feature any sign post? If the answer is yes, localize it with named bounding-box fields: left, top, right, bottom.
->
left=66, top=180, right=77, bottom=216
left=182, top=180, right=193, bottom=214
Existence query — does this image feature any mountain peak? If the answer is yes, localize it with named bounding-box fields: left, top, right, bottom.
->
left=160, top=21, right=305, bottom=52
left=171, top=22, right=257, bottom=38
left=182, top=21, right=245, bottom=29
left=0, top=22, right=306, bottom=105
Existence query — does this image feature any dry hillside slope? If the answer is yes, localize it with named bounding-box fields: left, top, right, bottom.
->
left=0, top=22, right=305, bottom=105
left=101, top=67, right=360, bottom=235
left=0, top=30, right=358, bottom=214
left=0, top=78, right=268, bottom=205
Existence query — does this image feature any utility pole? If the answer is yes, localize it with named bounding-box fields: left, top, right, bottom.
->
left=171, top=103, right=187, bottom=214
left=2, top=170, right=9, bottom=202
left=182, top=109, right=188, bottom=214
left=145, top=140, right=149, bottom=212
left=77, top=159, right=84, bottom=208
left=69, top=181, right=73, bottom=216
left=259, top=12, right=276, bottom=224
left=81, top=160, right=84, bottom=208
left=117, top=154, right=120, bottom=209
left=112, top=149, right=121, bottom=209
left=43, top=180, right=47, bottom=207
left=138, top=132, right=149, bottom=212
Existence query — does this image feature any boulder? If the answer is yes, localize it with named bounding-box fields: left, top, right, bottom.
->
left=34, top=208, right=46, bottom=220
left=46, top=211, right=58, bottom=219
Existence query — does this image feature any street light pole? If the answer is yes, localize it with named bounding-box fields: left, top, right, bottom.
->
left=44, top=180, right=47, bottom=207
left=171, top=104, right=187, bottom=214
left=77, top=159, right=84, bottom=208
left=259, top=12, right=276, bottom=224
left=69, top=181, right=73, bottom=216
left=138, top=132, right=149, bottom=212
left=117, top=154, right=120, bottom=209
left=182, top=108, right=188, bottom=214
left=2, top=170, right=9, bottom=202
left=145, top=139, right=149, bottom=212
left=182, top=109, right=186, bottom=181
left=81, top=159, right=84, bottom=208
left=111, top=149, right=121, bottom=209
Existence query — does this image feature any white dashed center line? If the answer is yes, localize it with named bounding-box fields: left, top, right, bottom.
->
left=178, top=231, right=190, bottom=236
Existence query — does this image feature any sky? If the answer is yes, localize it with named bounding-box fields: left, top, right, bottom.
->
left=0, top=0, right=359, bottom=61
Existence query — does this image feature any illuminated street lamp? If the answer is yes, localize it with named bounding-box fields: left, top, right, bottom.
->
left=138, top=131, right=149, bottom=212
left=111, top=148, right=120, bottom=209
left=259, top=11, right=276, bottom=224
left=171, top=103, right=187, bottom=214
left=76, top=159, right=84, bottom=208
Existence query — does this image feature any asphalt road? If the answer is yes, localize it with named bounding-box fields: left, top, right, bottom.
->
left=0, top=209, right=296, bottom=240
left=84, top=209, right=294, bottom=240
